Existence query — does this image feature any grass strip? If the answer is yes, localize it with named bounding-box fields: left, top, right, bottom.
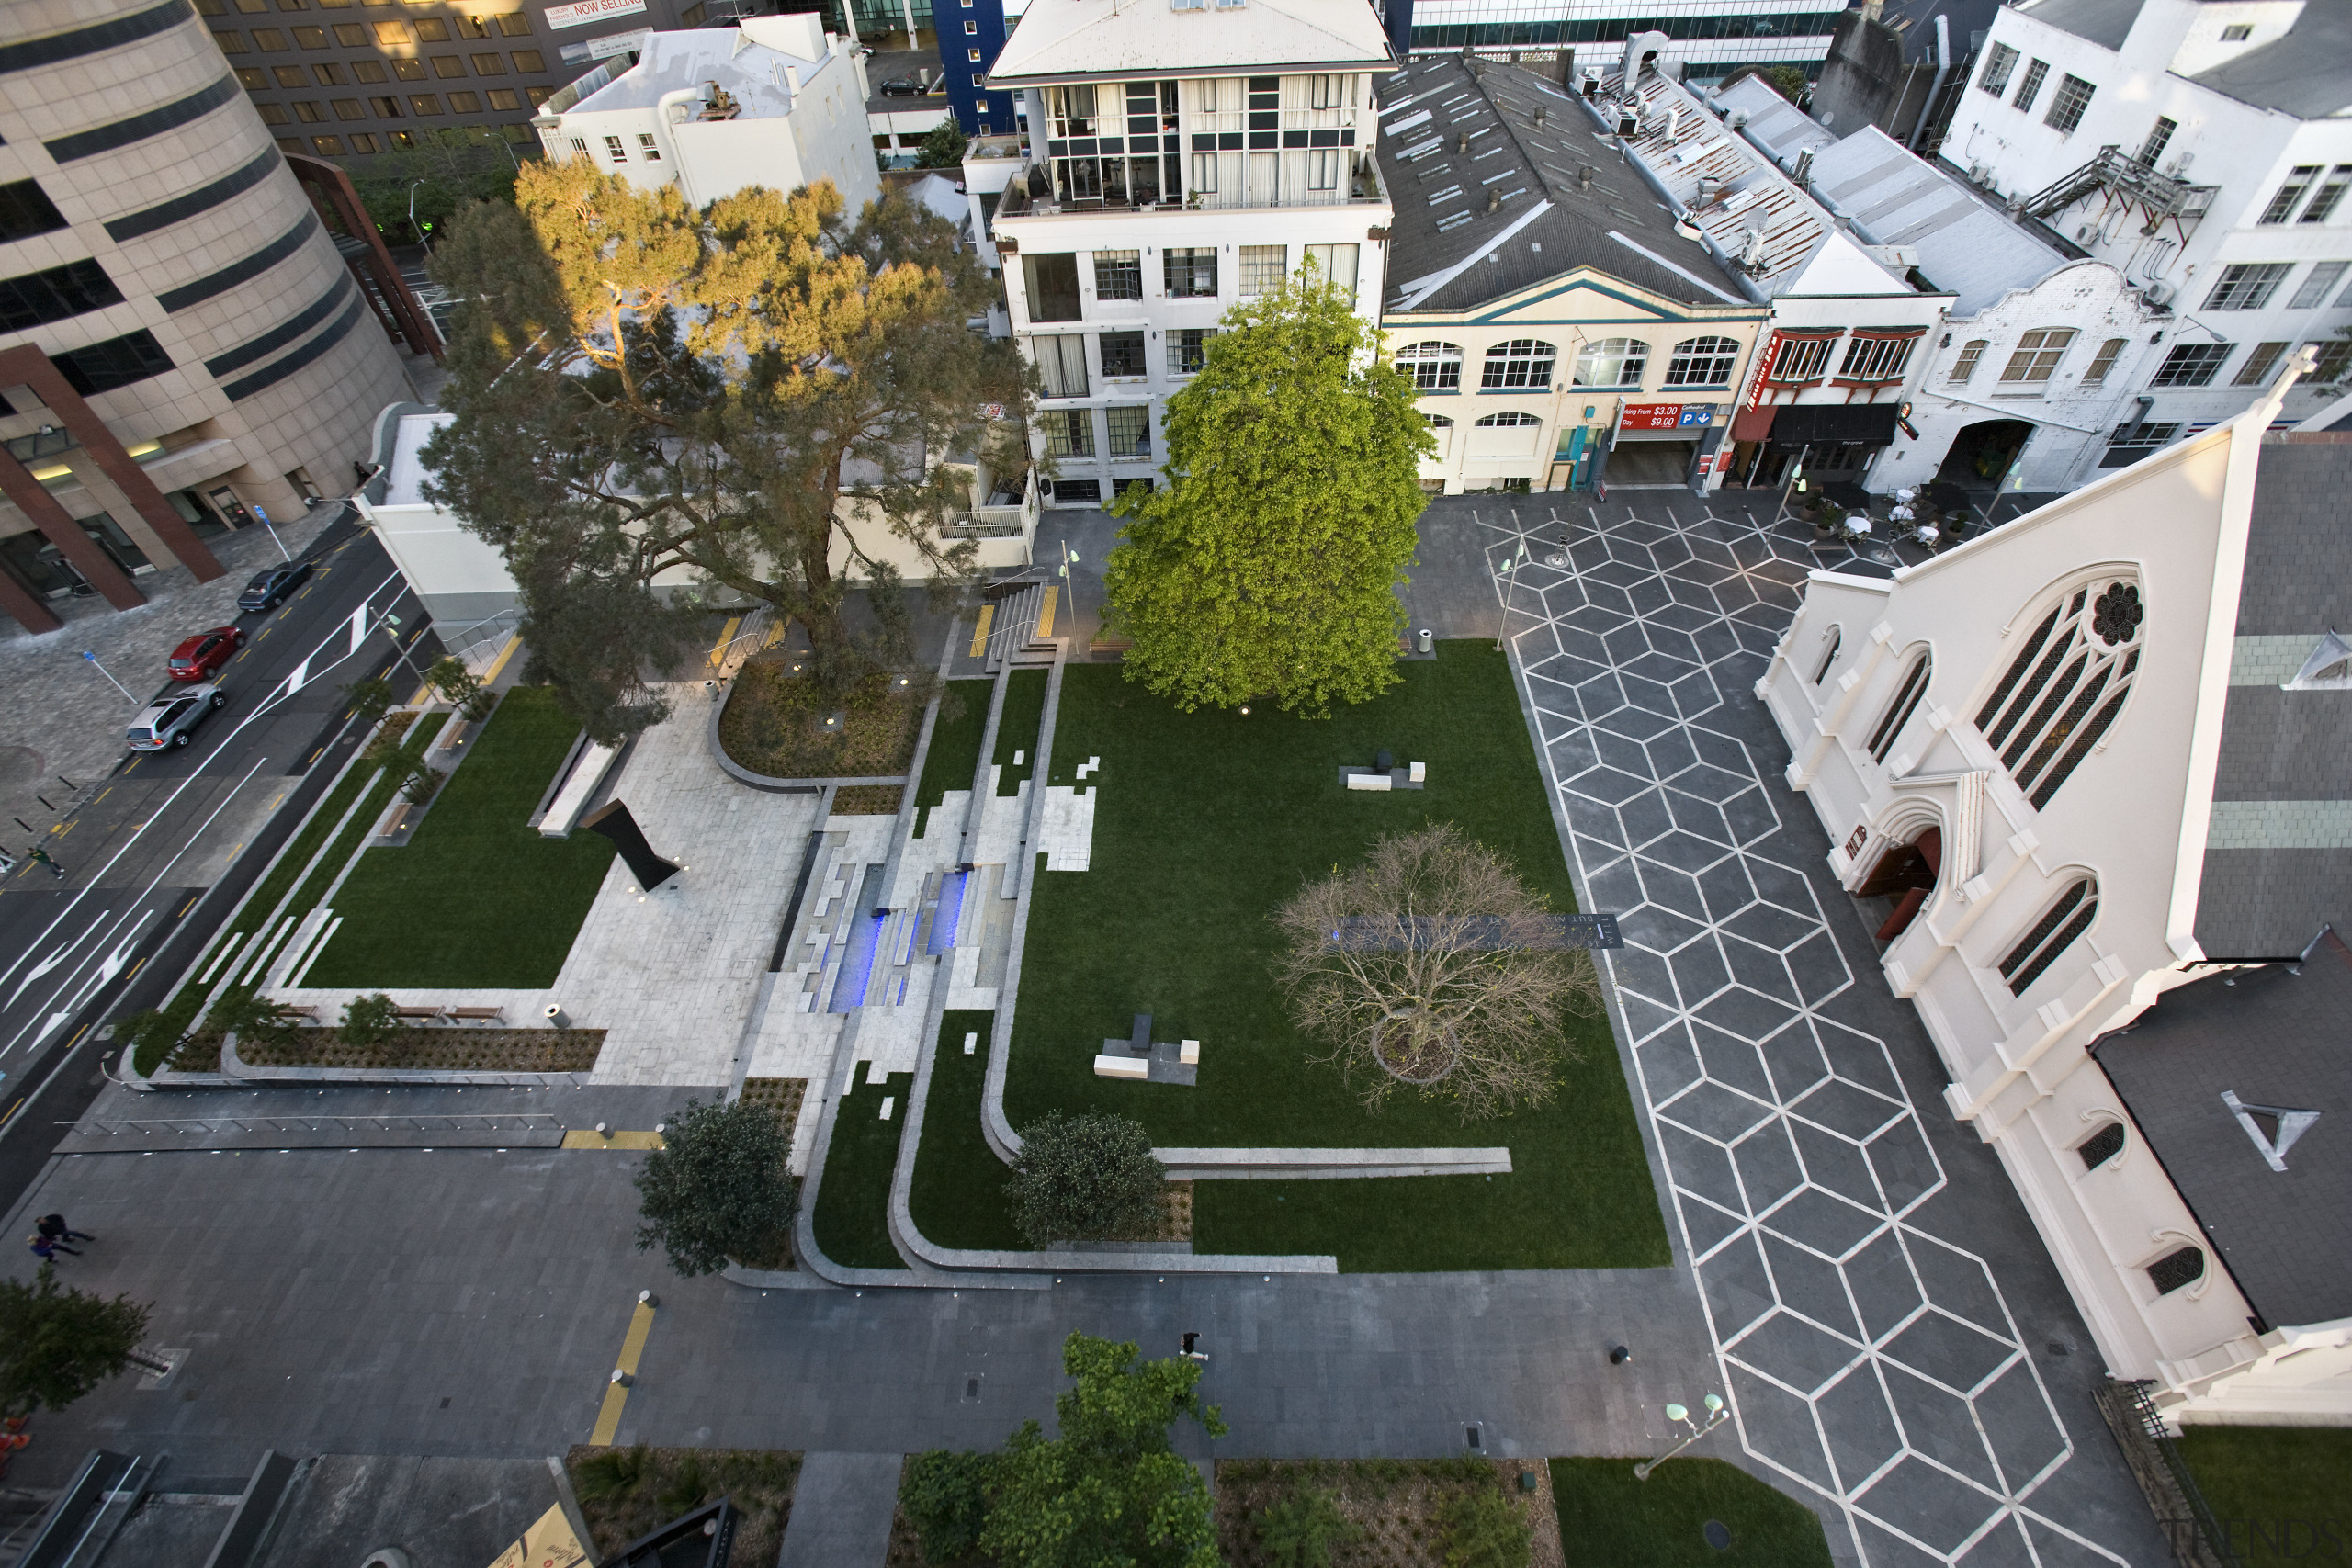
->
left=1004, top=646, right=1670, bottom=1271
left=909, top=1009, right=1032, bottom=1252
left=810, top=1068, right=911, bottom=1270
left=911, top=678, right=992, bottom=839
left=305, top=686, right=616, bottom=989
left=2177, top=1426, right=2352, bottom=1566
left=1547, top=1458, right=1833, bottom=1567
left=992, top=669, right=1046, bottom=797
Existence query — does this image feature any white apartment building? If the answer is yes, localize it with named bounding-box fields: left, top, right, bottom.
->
left=1939, top=0, right=2352, bottom=435
left=532, top=15, right=882, bottom=217
left=1756, top=358, right=2352, bottom=1425
left=1402, top=0, right=1846, bottom=82
left=986, top=0, right=1397, bottom=507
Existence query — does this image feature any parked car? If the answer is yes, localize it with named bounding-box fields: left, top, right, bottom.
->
left=878, top=75, right=928, bottom=96
left=237, top=560, right=312, bottom=613
left=166, top=624, right=244, bottom=682
left=128, top=683, right=228, bottom=751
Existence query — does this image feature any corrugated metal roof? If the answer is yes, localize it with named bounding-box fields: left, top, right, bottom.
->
left=1804, top=128, right=2062, bottom=313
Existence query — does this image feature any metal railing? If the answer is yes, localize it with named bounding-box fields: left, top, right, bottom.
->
left=60, top=1112, right=565, bottom=1135
left=2025, top=144, right=2217, bottom=224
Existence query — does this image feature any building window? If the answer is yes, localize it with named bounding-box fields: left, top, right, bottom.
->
left=2204, top=262, right=2291, bottom=310
left=332, top=20, right=367, bottom=43
left=1764, top=333, right=1833, bottom=384
left=291, top=99, right=325, bottom=122
left=1308, top=149, right=1340, bottom=190
left=235, top=66, right=267, bottom=87
left=1996, top=874, right=2098, bottom=994
left=1041, top=408, right=1093, bottom=458
left=605, top=133, right=628, bottom=161
left=1051, top=479, right=1103, bottom=502
left=1664, top=335, right=1739, bottom=387
left=407, top=94, right=441, bottom=114
left=968, top=49, right=980, bottom=61
left=2077, top=1122, right=2125, bottom=1170
left=629, top=131, right=657, bottom=159
left=2011, top=58, right=2048, bottom=112
left=313, top=62, right=346, bottom=85
left=469, top=51, right=505, bottom=74
left=1034, top=334, right=1087, bottom=398
left=447, top=90, right=481, bottom=112
left=292, top=24, right=327, bottom=46
left=1577, top=337, right=1652, bottom=389
left=1092, top=249, right=1141, bottom=300
left=456, top=13, right=489, bottom=36
left=259, top=103, right=290, bottom=125
left=2307, top=339, right=2352, bottom=385
left=965, top=18, right=977, bottom=30
left=1396, top=341, right=1463, bottom=391
left=333, top=96, right=366, bottom=118
left=2220, top=21, right=2252, bottom=40
left=569, top=136, right=586, bottom=157
left=511, top=49, right=543, bottom=70
left=1105, top=404, right=1150, bottom=457
left=214, top=28, right=248, bottom=51
left=1812, top=626, right=1842, bottom=685
left=1190, top=152, right=1216, bottom=195
left=1238, top=245, right=1285, bottom=296
left=49, top=329, right=174, bottom=395
left=1164, top=247, right=1217, bottom=297
left=1999, top=327, right=2074, bottom=383
left=1976, top=42, right=2017, bottom=96
left=1100, top=332, right=1147, bottom=378
left=2079, top=337, right=2126, bottom=386
left=487, top=87, right=521, bottom=110
left=2288, top=262, right=2348, bottom=309
left=2044, top=73, right=2095, bottom=133
left=1475, top=410, right=1540, bottom=425
left=1023, top=254, right=1081, bottom=321
left=1486, top=338, right=1561, bottom=390
left=253, top=26, right=288, bottom=48
left=498, top=12, right=532, bottom=35
left=1838, top=334, right=1916, bottom=383
left=1866, top=652, right=1930, bottom=764
left=2147, top=1246, right=2204, bottom=1296
left=347, top=131, right=380, bottom=152
left=1304, top=242, right=1357, bottom=301
left=0, top=260, right=125, bottom=333
left=392, top=59, right=425, bottom=80
left=1948, top=339, right=1987, bottom=383
left=353, top=60, right=385, bottom=82
left=2301, top=166, right=2352, bottom=225
left=1978, top=579, right=2143, bottom=807
left=310, top=134, right=345, bottom=154
left=2260, top=166, right=2321, bottom=224
left=2150, top=342, right=2232, bottom=387
left=414, top=17, right=449, bottom=39
left=1168, top=328, right=1214, bottom=375
left=2098, top=421, right=2180, bottom=466
left=273, top=64, right=307, bottom=87
left=2233, top=342, right=2290, bottom=385
left=2137, top=117, right=2176, bottom=166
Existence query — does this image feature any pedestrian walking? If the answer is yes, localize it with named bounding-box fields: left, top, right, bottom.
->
left=36, top=1214, right=93, bottom=1245
left=28, top=1234, right=78, bottom=1260
left=27, top=846, right=62, bottom=879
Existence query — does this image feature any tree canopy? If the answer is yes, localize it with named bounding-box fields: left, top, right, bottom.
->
left=424, top=157, right=1030, bottom=740
left=348, top=129, right=526, bottom=244
left=1103, top=265, right=1433, bottom=715
left=633, top=1097, right=798, bottom=1275
left=0, top=1264, right=152, bottom=1420
left=1004, top=1110, right=1166, bottom=1245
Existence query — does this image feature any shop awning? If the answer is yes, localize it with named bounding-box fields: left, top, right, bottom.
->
left=1766, top=402, right=1903, bottom=449
left=1731, top=405, right=1778, bottom=443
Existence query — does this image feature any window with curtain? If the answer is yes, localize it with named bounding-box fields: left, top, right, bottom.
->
left=1041, top=409, right=1093, bottom=458
left=1999, top=876, right=2098, bottom=995
left=1948, top=340, right=1987, bottom=383
left=2081, top=337, right=2127, bottom=385
left=1975, top=578, right=2143, bottom=807
left=1305, top=243, right=1358, bottom=302
left=1238, top=245, right=1284, bottom=295
left=2000, top=328, right=2075, bottom=383
left=1034, top=335, right=1087, bottom=399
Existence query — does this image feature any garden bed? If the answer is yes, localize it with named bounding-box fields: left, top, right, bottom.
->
left=812, top=1069, right=911, bottom=1269
left=565, top=1447, right=800, bottom=1567
left=1214, top=1458, right=1560, bottom=1568
left=1547, top=1458, right=1832, bottom=1566
left=1002, top=648, right=1669, bottom=1272
left=719, top=660, right=927, bottom=779
left=911, top=679, right=991, bottom=838
left=234, top=1026, right=605, bottom=1072
left=834, top=784, right=905, bottom=816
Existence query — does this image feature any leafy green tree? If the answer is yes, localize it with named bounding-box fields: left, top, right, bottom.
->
left=209, top=988, right=302, bottom=1049
left=0, top=1265, right=153, bottom=1420
left=914, top=118, right=968, bottom=168
left=1256, top=1486, right=1356, bottom=1567
left=423, top=158, right=1030, bottom=741
left=980, top=1333, right=1227, bottom=1568
left=1103, top=264, right=1432, bottom=715
left=341, top=677, right=399, bottom=728
left=349, top=128, right=527, bottom=244
left=633, top=1097, right=799, bottom=1276
left=426, top=656, right=497, bottom=721
left=363, top=728, right=440, bottom=803
left=114, top=1008, right=189, bottom=1073
left=1005, top=1110, right=1165, bottom=1246
left=1441, top=1487, right=1531, bottom=1568
left=340, top=993, right=400, bottom=1047
left=900, top=1449, right=995, bottom=1563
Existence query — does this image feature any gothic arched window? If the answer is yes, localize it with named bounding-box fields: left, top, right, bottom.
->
left=1976, top=578, right=2143, bottom=808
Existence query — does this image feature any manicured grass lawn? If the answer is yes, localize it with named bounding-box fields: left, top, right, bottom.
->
left=909, top=1009, right=1032, bottom=1252
left=912, top=678, right=991, bottom=839
left=811, top=1069, right=911, bottom=1270
left=2177, top=1426, right=2352, bottom=1566
left=1004, top=645, right=1668, bottom=1271
left=993, top=668, right=1046, bottom=796
left=306, top=686, right=616, bottom=988
left=1549, top=1458, right=1832, bottom=1566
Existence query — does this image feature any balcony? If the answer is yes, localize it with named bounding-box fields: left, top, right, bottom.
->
left=995, top=143, right=1386, bottom=220
left=2023, top=145, right=2218, bottom=232
left=941, top=465, right=1039, bottom=542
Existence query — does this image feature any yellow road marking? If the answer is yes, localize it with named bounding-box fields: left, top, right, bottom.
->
left=968, top=603, right=994, bottom=657
left=1035, top=585, right=1057, bottom=637
left=587, top=1300, right=659, bottom=1447
left=53, top=821, right=74, bottom=838
left=177, top=895, right=198, bottom=917
left=561, top=1129, right=666, bottom=1149
left=94, top=788, right=110, bottom=805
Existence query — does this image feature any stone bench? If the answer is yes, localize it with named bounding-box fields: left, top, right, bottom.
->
left=447, top=1006, right=505, bottom=1025
left=394, top=1005, right=447, bottom=1024
left=1092, top=1054, right=1150, bottom=1080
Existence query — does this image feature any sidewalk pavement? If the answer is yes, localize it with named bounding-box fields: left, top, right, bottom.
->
left=775, top=1452, right=902, bottom=1568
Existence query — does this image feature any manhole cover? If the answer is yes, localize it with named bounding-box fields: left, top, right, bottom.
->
left=0, top=745, right=44, bottom=791
left=1546, top=552, right=1566, bottom=568
left=1703, top=1519, right=1732, bottom=1551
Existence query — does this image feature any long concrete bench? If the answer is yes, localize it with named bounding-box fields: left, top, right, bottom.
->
left=1151, top=1146, right=1514, bottom=1180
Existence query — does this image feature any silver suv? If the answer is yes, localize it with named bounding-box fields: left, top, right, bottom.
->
left=128, top=683, right=227, bottom=750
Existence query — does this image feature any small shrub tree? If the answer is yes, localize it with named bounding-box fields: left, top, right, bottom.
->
left=1441, top=1488, right=1531, bottom=1568
left=340, top=993, right=400, bottom=1047
left=900, top=1449, right=995, bottom=1563
left=427, top=655, right=498, bottom=721
left=633, top=1097, right=798, bottom=1275
left=914, top=118, right=968, bottom=168
left=0, top=1265, right=153, bottom=1419
left=209, top=988, right=301, bottom=1049
left=1256, top=1486, right=1356, bottom=1568
left=1005, top=1110, right=1164, bottom=1245
left=341, top=677, right=399, bottom=728
left=364, top=729, right=441, bottom=803
left=113, top=1008, right=188, bottom=1073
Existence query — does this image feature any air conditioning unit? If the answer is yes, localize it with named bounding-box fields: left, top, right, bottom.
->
left=2143, top=279, right=2177, bottom=307
left=2076, top=222, right=2098, bottom=243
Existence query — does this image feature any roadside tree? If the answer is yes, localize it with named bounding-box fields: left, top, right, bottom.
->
left=633, top=1097, right=798, bottom=1275
left=1004, top=1110, right=1164, bottom=1245
left=0, top=1265, right=153, bottom=1419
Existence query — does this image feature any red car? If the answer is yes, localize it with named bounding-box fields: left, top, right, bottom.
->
left=166, top=625, right=244, bottom=682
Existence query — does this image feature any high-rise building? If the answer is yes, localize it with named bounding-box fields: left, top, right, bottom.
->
left=1401, top=0, right=1846, bottom=83
left=0, top=0, right=418, bottom=632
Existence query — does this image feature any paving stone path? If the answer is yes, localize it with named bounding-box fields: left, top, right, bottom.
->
left=1488, top=499, right=2153, bottom=1568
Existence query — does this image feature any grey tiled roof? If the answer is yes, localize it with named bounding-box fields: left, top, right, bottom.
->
left=2016, top=0, right=2143, bottom=51
left=2094, top=931, right=2352, bottom=1333
left=2188, top=0, right=2352, bottom=118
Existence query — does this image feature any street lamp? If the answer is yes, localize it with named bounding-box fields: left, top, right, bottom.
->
left=380, top=611, right=428, bottom=682
left=1634, top=1393, right=1728, bottom=1481
left=408, top=179, right=428, bottom=248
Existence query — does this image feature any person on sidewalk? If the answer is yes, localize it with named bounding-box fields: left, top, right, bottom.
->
left=36, top=1214, right=93, bottom=1246
left=27, top=847, right=62, bottom=880
left=28, top=1234, right=78, bottom=1260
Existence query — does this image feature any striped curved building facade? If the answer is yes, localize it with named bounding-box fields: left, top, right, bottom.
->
left=0, top=0, right=416, bottom=632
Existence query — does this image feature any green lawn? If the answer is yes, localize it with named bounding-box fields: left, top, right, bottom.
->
left=1003, top=645, right=1669, bottom=1271
left=809, top=1069, right=910, bottom=1270
left=909, top=1009, right=1033, bottom=1252
left=1549, top=1459, right=1833, bottom=1567
left=993, top=668, right=1047, bottom=796
left=2177, top=1426, right=2352, bottom=1566
left=912, top=678, right=992, bottom=839
left=305, top=686, right=616, bottom=988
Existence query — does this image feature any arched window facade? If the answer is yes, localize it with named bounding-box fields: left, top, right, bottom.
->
left=1573, top=338, right=1649, bottom=388
left=1975, top=577, right=2143, bottom=809
left=2076, top=1122, right=2125, bottom=1169
left=1480, top=339, right=1556, bottom=389
left=2000, top=875, right=2098, bottom=995
left=1812, top=626, right=1842, bottom=685
left=1867, top=652, right=1931, bottom=763
left=1467, top=409, right=1543, bottom=457
left=1424, top=412, right=1453, bottom=457
left=1473, top=411, right=1541, bottom=426
left=1949, top=340, right=1988, bottom=384
left=1396, top=341, right=1464, bottom=391
left=1664, top=335, right=1740, bottom=387
left=2147, top=1246, right=2204, bottom=1296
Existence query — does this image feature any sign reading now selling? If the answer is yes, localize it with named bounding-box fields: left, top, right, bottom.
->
left=545, top=0, right=648, bottom=29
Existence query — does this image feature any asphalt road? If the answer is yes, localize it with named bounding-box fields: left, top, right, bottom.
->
left=0, top=515, right=438, bottom=1214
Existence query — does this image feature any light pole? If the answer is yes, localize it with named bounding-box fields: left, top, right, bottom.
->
left=1634, top=1393, right=1729, bottom=1481
left=380, top=611, right=428, bottom=683
left=1491, top=521, right=1529, bottom=653
left=250, top=502, right=292, bottom=562
left=408, top=178, right=428, bottom=248
left=1057, top=539, right=1079, bottom=642
left=80, top=649, right=136, bottom=704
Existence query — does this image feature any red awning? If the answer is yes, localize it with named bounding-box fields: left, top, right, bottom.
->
left=1732, top=405, right=1778, bottom=443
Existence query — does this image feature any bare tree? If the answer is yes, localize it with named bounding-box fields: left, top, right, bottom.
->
left=1272, top=824, right=1599, bottom=1122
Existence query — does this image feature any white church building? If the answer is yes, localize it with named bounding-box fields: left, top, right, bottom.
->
left=1757, top=355, right=2352, bottom=1426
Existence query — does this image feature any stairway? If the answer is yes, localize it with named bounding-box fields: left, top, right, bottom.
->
left=982, top=581, right=1060, bottom=672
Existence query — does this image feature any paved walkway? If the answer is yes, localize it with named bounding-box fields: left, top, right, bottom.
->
left=775, top=1451, right=903, bottom=1568
left=1487, top=497, right=2165, bottom=1568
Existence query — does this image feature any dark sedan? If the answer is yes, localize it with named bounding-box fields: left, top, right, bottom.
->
left=878, top=76, right=930, bottom=96
left=237, top=560, right=313, bottom=613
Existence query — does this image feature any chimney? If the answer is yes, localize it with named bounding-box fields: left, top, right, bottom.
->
left=1532, top=104, right=1546, bottom=125
left=1487, top=188, right=1501, bottom=212
left=1792, top=148, right=1815, bottom=186
left=1578, top=164, right=1594, bottom=190
left=1456, top=130, right=1470, bottom=152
